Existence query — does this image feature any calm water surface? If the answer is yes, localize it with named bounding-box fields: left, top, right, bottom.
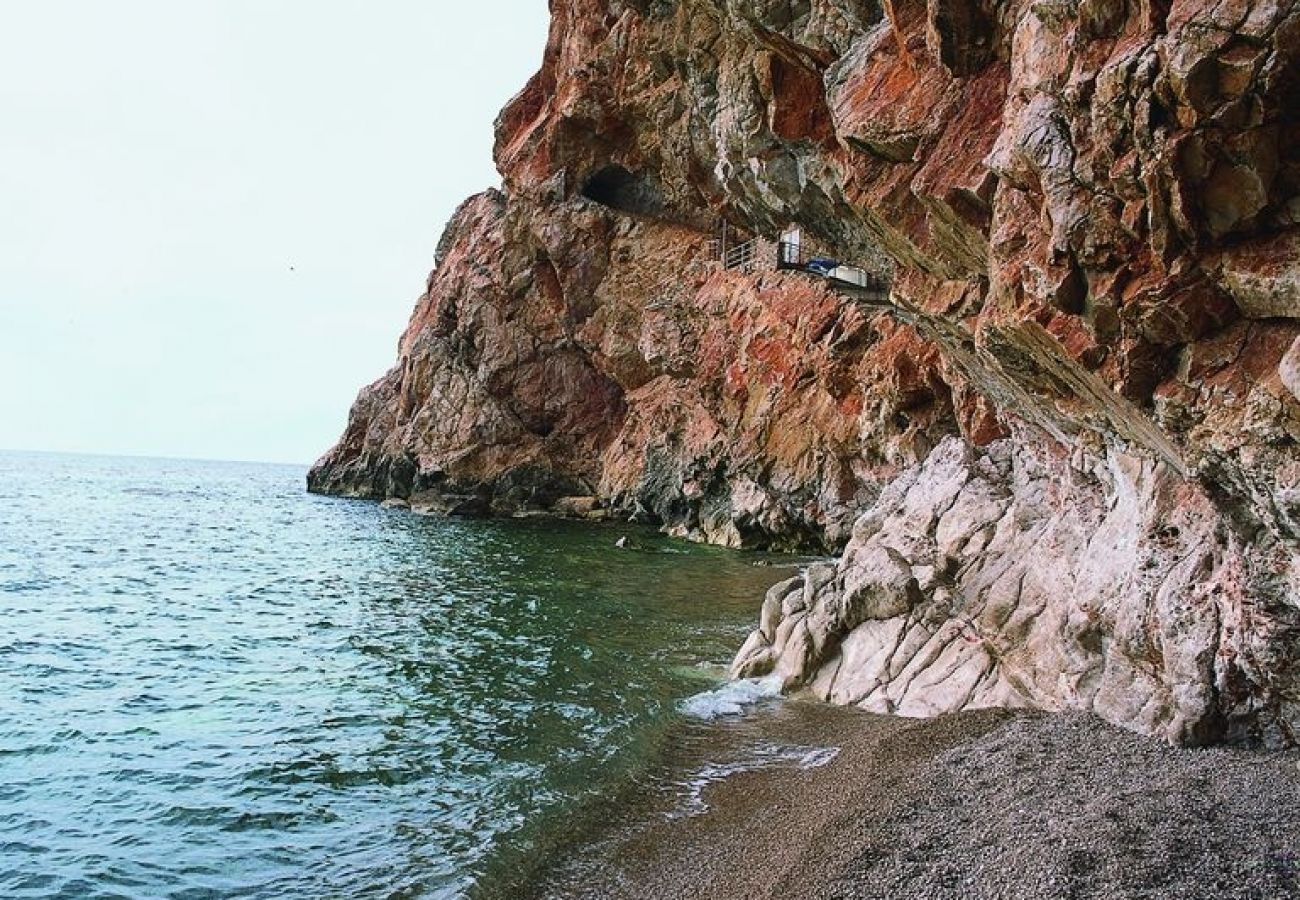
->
left=0, top=452, right=789, bottom=898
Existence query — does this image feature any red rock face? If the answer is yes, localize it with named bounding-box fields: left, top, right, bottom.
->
left=312, top=0, right=1300, bottom=743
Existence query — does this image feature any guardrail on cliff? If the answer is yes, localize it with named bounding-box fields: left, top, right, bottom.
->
left=723, top=238, right=759, bottom=271
left=706, top=235, right=764, bottom=274
left=706, top=222, right=894, bottom=302
left=776, top=240, right=892, bottom=298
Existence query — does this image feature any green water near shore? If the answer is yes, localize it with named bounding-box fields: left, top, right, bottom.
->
left=0, top=452, right=793, bottom=898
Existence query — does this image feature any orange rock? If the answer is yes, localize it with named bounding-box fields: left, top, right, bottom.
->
left=311, top=0, right=1300, bottom=744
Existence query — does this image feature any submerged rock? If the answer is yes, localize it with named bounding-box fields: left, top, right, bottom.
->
left=312, top=0, right=1300, bottom=744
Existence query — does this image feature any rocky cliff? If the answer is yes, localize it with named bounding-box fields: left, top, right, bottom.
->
left=310, top=0, right=1300, bottom=745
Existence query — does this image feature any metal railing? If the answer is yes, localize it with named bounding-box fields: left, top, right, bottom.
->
left=723, top=238, right=759, bottom=272
left=776, top=241, right=892, bottom=294
left=709, top=228, right=894, bottom=296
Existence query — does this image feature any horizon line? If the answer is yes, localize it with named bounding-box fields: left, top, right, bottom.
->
left=0, top=446, right=312, bottom=468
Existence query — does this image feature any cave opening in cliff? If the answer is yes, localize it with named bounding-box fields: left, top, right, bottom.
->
left=580, top=164, right=664, bottom=216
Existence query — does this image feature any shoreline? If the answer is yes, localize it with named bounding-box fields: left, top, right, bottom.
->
left=513, top=703, right=1300, bottom=899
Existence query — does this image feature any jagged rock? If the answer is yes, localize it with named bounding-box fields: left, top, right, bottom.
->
left=313, top=0, right=1300, bottom=744
left=553, top=496, right=602, bottom=516
left=1282, top=338, right=1300, bottom=401
left=1211, top=232, right=1300, bottom=319
left=733, top=436, right=1300, bottom=746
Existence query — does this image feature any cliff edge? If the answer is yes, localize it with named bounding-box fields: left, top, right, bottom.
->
left=311, top=0, right=1300, bottom=745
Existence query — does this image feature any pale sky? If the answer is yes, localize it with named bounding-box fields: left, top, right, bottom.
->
left=0, top=2, right=551, bottom=465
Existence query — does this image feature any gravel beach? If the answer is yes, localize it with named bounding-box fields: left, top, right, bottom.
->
left=524, top=704, right=1300, bottom=900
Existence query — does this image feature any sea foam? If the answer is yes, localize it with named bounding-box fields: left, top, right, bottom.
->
left=679, top=674, right=784, bottom=719
left=667, top=742, right=842, bottom=819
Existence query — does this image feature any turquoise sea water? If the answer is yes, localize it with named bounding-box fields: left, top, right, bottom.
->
left=0, top=452, right=788, bottom=898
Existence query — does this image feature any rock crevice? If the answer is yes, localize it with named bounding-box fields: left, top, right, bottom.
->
left=311, top=0, right=1300, bottom=743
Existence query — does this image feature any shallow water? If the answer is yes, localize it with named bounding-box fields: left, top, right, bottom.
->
left=504, top=698, right=863, bottom=900
left=0, top=452, right=789, bottom=898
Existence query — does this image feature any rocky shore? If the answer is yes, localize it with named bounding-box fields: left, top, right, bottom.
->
left=524, top=704, right=1300, bottom=900
left=313, top=0, right=1300, bottom=746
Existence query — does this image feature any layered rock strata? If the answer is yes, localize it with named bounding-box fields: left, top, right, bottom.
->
left=312, top=0, right=1300, bottom=743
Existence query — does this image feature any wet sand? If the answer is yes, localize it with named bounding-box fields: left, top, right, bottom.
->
left=524, top=704, right=1300, bottom=900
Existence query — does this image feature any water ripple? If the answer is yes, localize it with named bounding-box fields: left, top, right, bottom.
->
left=0, top=451, right=785, bottom=898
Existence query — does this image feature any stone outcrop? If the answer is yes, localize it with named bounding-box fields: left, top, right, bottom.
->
left=312, top=0, right=1300, bottom=743
left=733, top=436, right=1299, bottom=746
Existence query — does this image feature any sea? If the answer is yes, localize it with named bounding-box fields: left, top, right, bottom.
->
left=0, top=451, right=816, bottom=898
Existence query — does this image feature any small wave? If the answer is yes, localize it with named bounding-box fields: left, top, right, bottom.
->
left=668, top=743, right=842, bottom=819
left=679, top=675, right=783, bottom=720
left=797, top=746, right=841, bottom=769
